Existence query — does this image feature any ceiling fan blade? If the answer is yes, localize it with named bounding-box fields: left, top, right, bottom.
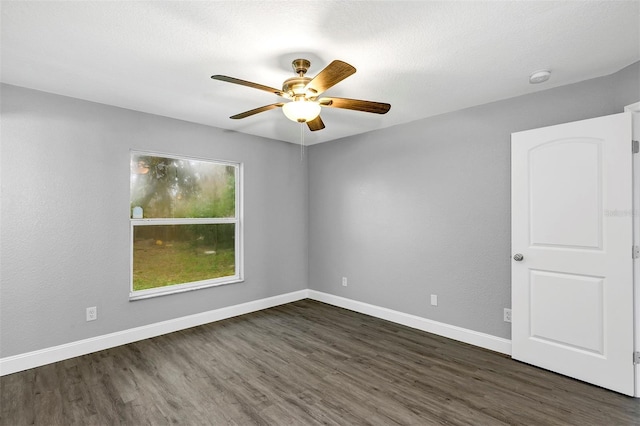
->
left=304, top=60, right=356, bottom=97
left=318, top=97, right=391, bottom=114
left=211, top=75, right=288, bottom=98
left=306, top=115, right=325, bottom=131
left=230, top=103, right=284, bottom=119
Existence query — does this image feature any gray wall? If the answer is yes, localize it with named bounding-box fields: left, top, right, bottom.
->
left=308, top=62, right=640, bottom=339
left=0, top=84, right=308, bottom=357
left=2, top=62, right=638, bottom=358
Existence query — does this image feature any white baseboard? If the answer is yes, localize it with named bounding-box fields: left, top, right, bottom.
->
left=307, top=290, right=512, bottom=355
left=0, top=289, right=309, bottom=376
left=1, top=289, right=512, bottom=376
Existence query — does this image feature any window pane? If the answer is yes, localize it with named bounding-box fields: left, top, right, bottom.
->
left=133, top=224, right=236, bottom=291
left=130, top=154, right=235, bottom=218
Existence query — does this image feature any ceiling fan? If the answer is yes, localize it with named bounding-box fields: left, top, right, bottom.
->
left=211, top=59, right=391, bottom=131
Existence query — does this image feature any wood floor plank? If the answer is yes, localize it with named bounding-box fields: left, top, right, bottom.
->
left=1, top=299, right=639, bottom=425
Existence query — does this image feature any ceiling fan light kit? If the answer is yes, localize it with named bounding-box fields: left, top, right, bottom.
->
left=282, top=100, right=321, bottom=123
left=211, top=58, right=391, bottom=131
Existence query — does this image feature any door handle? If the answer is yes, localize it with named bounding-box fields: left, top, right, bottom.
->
left=513, top=253, right=524, bottom=261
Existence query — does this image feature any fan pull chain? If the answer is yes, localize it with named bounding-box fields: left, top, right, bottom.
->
left=300, top=122, right=305, bottom=160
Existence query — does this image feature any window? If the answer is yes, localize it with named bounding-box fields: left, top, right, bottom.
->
left=129, top=152, right=242, bottom=300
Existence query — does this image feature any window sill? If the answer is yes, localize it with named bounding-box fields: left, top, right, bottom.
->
left=129, top=277, right=244, bottom=301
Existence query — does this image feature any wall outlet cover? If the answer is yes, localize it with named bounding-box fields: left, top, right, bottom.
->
left=503, top=308, right=512, bottom=323
left=86, top=306, right=97, bottom=322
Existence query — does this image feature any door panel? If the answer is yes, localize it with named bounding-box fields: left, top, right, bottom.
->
left=529, top=139, right=602, bottom=249
left=511, top=112, right=634, bottom=396
left=529, top=270, right=604, bottom=354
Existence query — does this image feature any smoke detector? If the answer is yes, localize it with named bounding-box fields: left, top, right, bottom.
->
left=529, top=69, right=551, bottom=84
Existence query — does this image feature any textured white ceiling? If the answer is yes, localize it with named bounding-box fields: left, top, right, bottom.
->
left=1, top=1, right=638, bottom=145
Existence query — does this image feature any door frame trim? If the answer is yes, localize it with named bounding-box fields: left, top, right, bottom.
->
left=624, top=102, right=640, bottom=398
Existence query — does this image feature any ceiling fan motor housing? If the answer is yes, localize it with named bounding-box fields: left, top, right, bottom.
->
left=282, top=76, right=312, bottom=98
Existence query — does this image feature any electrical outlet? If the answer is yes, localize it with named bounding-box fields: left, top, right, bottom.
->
left=430, top=294, right=438, bottom=306
left=342, top=277, right=348, bottom=287
left=86, top=306, right=97, bottom=322
left=504, top=308, right=512, bottom=323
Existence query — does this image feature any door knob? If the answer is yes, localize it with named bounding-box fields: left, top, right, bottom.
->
left=513, top=253, right=524, bottom=261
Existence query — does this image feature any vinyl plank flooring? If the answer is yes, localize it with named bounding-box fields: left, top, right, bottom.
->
left=2, top=299, right=639, bottom=425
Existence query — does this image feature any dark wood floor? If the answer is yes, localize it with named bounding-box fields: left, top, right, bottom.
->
left=1, top=299, right=639, bottom=425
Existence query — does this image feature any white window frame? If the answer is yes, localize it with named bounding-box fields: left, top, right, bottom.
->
left=129, top=151, right=244, bottom=301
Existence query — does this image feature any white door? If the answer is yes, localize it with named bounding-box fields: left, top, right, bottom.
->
left=511, top=112, right=635, bottom=396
